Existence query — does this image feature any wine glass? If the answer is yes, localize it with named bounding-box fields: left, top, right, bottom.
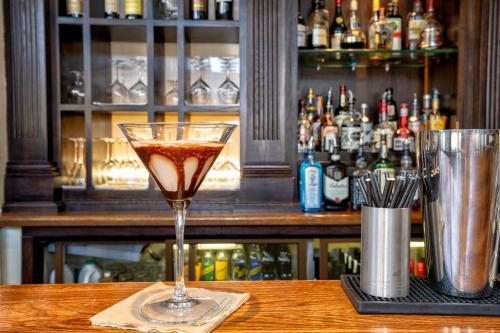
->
left=164, top=80, right=179, bottom=105
left=129, top=59, right=148, bottom=105
left=69, top=137, right=86, bottom=187
left=66, top=70, right=85, bottom=104
left=217, top=57, right=239, bottom=105
left=108, top=60, right=130, bottom=104
left=119, top=122, right=236, bottom=324
left=101, top=137, right=119, bottom=187
left=160, top=0, right=178, bottom=19
left=189, top=57, right=211, bottom=104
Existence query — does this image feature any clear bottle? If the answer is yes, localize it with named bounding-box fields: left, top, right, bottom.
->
left=300, top=138, right=323, bottom=212
left=393, top=103, right=415, bottom=152
left=341, top=92, right=361, bottom=152
left=368, top=0, right=381, bottom=49
left=307, top=0, right=330, bottom=49
left=386, top=88, right=398, bottom=130
left=298, top=3, right=308, bottom=49
left=330, top=0, right=347, bottom=50
left=277, top=245, right=293, bottom=280
left=261, top=245, right=276, bottom=280
left=324, top=138, right=349, bottom=211
left=372, top=133, right=396, bottom=188
left=341, top=0, right=366, bottom=49
left=247, top=244, right=263, bottom=281
left=104, top=0, right=119, bottom=19
left=298, top=101, right=311, bottom=153
left=378, top=8, right=393, bottom=50
left=360, top=103, right=373, bottom=151
left=386, top=0, right=402, bottom=51
left=322, top=89, right=339, bottom=152
left=312, top=95, right=324, bottom=152
left=408, top=93, right=422, bottom=133
left=419, top=0, right=443, bottom=49
left=215, top=250, right=229, bottom=281
left=373, top=98, right=395, bottom=150
left=407, top=0, right=425, bottom=50
left=230, top=247, right=247, bottom=281
left=334, top=85, right=349, bottom=129
left=428, top=89, right=447, bottom=130
left=350, top=136, right=370, bottom=211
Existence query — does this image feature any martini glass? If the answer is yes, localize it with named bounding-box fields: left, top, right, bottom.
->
left=118, top=122, right=237, bottom=324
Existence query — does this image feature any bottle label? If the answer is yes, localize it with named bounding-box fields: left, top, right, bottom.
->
left=362, top=121, right=373, bottom=143
left=312, top=28, right=328, bottom=47
left=324, top=176, right=349, bottom=203
left=350, top=177, right=367, bottom=209
left=408, top=18, right=425, bottom=41
left=215, top=260, right=228, bottom=280
left=386, top=18, right=402, bottom=50
left=373, top=130, right=394, bottom=149
left=393, top=136, right=415, bottom=151
left=125, top=0, right=143, bottom=15
left=192, top=0, right=208, bottom=10
left=105, top=0, right=119, bottom=12
left=429, top=116, right=447, bottom=130
left=67, top=0, right=82, bottom=15
left=341, top=126, right=361, bottom=151
left=387, top=104, right=396, bottom=118
left=330, top=32, right=342, bottom=50
left=304, top=167, right=321, bottom=208
left=231, top=258, right=246, bottom=280
left=298, top=25, right=307, bottom=47
left=408, top=119, right=421, bottom=133
left=247, top=260, right=262, bottom=280
left=322, top=126, right=338, bottom=151
left=201, top=262, right=214, bottom=280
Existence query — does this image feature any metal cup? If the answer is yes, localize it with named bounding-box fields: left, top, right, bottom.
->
left=360, top=206, right=411, bottom=298
left=418, top=129, right=500, bottom=298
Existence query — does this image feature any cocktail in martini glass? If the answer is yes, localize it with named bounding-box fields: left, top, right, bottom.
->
left=119, top=122, right=237, bottom=324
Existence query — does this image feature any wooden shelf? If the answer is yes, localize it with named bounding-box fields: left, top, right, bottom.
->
left=182, top=19, right=240, bottom=28
left=184, top=104, right=240, bottom=113
left=56, top=17, right=83, bottom=25
left=88, top=18, right=147, bottom=26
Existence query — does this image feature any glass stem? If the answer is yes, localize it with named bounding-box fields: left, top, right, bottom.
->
left=172, top=200, right=189, bottom=302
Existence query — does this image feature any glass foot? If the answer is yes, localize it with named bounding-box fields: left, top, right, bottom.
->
left=140, top=291, right=219, bottom=325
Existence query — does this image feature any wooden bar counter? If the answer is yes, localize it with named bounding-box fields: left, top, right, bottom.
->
left=0, top=280, right=498, bottom=332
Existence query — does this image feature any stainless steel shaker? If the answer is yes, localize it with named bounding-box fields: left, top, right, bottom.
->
left=418, top=129, right=500, bottom=298
left=360, top=206, right=412, bottom=298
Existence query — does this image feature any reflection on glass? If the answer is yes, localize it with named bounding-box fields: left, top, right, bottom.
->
left=129, top=59, right=148, bottom=105
left=188, top=56, right=212, bottom=104
left=108, top=60, right=130, bottom=104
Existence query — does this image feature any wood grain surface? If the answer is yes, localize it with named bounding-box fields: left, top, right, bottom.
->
left=0, top=281, right=498, bottom=332
left=0, top=211, right=422, bottom=227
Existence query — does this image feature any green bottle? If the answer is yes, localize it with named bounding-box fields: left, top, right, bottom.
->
left=200, top=251, right=215, bottom=281
left=373, top=133, right=395, bottom=190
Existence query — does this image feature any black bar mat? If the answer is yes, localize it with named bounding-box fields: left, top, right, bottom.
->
left=341, top=275, right=500, bottom=316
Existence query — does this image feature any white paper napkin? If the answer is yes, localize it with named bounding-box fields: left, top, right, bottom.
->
left=90, top=282, right=250, bottom=333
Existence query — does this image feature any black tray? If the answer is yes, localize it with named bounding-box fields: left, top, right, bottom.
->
left=341, top=275, right=500, bottom=316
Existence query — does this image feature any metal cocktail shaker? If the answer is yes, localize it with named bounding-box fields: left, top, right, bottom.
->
left=418, top=130, right=500, bottom=298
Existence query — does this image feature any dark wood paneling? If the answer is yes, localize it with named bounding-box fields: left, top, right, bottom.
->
left=485, top=0, right=500, bottom=128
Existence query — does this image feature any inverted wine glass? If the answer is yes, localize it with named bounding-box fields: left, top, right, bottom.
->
left=118, top=122, right=237, bottom=324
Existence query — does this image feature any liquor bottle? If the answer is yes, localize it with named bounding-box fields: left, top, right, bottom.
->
left=191, top=0, right=208, bottom=20
left=200, top=251, right=215, bottom=281
left=324, top=138, right=349, bottom=211
left=407, top=0, right=425, bottom=50
left=247, top=244, right=263, bottom=280
left=230, top=247, right=247, bottom=280
left=298, top=101, right=311, bottom=153
left=215, top=250, right=229, bottom=281
left=341, top=93, right=361, bottom=152
left=125, top=0, right=143, bottom=19
left=261, top=246, right=276, bottom=280
left=421, top=94, right=432, bottom=130
left=393, top=103, right=415, bottom=152
left=330, top=0, right=346, bottom=50
left=300, top=138, right=323, bottom=213
left=373, top=98, right=395, bottom=150
left=360, top=103, right=373, bottom=151
left=368, top=0, right=381, bottom=49
left=341, top=0, right=366, bottom=49
left=216, top=0, right=233, bottom=20
left=322, top=89, right=339, bottom=152
left=386, top=0, right=402, bottom=51
left=378, top=8, right=393, bottom=49
left=429, top=89, right=447, bottom=130
left=399, top=139, right=419, bottom=209
left=66, top=0, right=83, bottom=18
left=307, top=0, right=329, bottom=49
left=334, top=85, right=349, bottom=128
left=386, top=88, right=398, bottom=130
left=298, top=3, right=307, bottom=49
left=312, top=95, right=324, bottom=152
left=350, top=136, right=370, bottom=211
left=419, top=0, right=443, bottom=49
left=105, top=0, right=119, bottom=19
left=373, top=133, right=396, bottom=188
left=408, top=93, right=422, bottom=133
left=277, top=245, right=293, bottom=280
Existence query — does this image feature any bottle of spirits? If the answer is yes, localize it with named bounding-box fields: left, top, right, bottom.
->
left=341, top=0, right=366, bottom=49
left=407, top=0, right=425, bottom=50
left=298, top=4, right=308, bottom=49
left=334, top=85, right=349, bottom=128
left=307, top=0, right=329, bottom=49
left=277, top=245, right=293, bottom=280
left=419, top=0, right=443, bottom=49
left=300, top=138, right=323, bottom=213
left=408, top=93, right=422, bottom=133
left=305, top=90, right=320, bottom=151
left=421, top=94, right=432, bottom=130
left=125, top=0, right=143, bottom=19
left=399, top=139, right=419, bottom=209
left=104, top=0, right=119, bottom=18
left=378, top=8, right=393, bottom=50
left=360, top=103, right=373, bottom=151
left=386, top=88, right=398, bottom=130
left=368, top=0, right=381, bottom=49
left=298, top=101, right=311, bottom=153
left=191, top=0, right=208, bottom=20
left=261, top=245, right=276, bottom=280
left=216, top=0, right=233, bottom=20
left=341, top=93, right=361, bottom=152
left=350, top=136, right=370, bottom=211
left=323, top=138, right=349, bottom=211
left=373, top=98, right=395, bottom=150
left=386, top=0, right=402, bottom=51
left=312, top=95, right=324, bottom=151
left=66, top=0, right=83, bottom=18
left=322, top=89, right=339, bottom=152
left=428, top=89, right=447, bottom=130
left=373, top=133, right=396, bottom=188
left=393, top=103, right=415, bottom=152
left=330, top=0, right=346, bottom=50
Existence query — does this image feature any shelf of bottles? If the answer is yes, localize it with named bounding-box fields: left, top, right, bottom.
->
left=44, top=242, right=167, bottom=283
left=57, top=0, right=241, bottom=192
left=174, top=243, right=299, bottom=282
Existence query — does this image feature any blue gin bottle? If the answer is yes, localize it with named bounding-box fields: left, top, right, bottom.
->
left=300, top=138, right=323, bottom=212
